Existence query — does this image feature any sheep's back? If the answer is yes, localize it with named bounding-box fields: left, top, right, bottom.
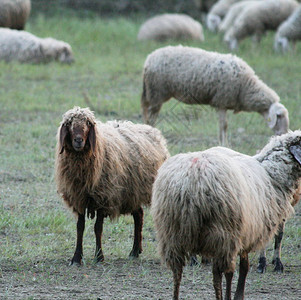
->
left=89, top=121, right=169, bottom=217
left=0, top=0, right=31, bottom=29
left=143, top=45, right=254, bottom=109
left=151, top=147, right=279, bottom=268
left=137, top=14, right=204, bottom=41
left=0, top=28, right=42, bottom=62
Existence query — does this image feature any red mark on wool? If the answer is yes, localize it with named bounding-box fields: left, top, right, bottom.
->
left=191, top=157, right=199, bottom=164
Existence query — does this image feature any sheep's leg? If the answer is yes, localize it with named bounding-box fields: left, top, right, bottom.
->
left=225, top=271, right=234, bottom=300
left=71, top=213, right=85, bottom=265
left=212, top=259, right=223, bottom=300
left=234, top=252, right=249, bottom=300
left=217, top=109, right=227, bottom=146
left=171, top=264, right=183, bottom=300
left=272, top=222, right=285, bottom=273
left=256, top=249, right=267, bottom=273
left=94, top=210, right=105, bottom=263
left=129, top=207, right=143, bottom=258
left=146, top=103, right=163, bottom=126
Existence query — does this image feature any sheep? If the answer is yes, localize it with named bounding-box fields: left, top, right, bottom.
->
left=218, top=0, right=261, bottom=33
left=224, top=0, right=299, bottom=50
left=151, top=130, right=301, bottom=300
left=0, top=0, right=31, bottom=30
left=207, top=0, right=240, bottom=32
left=0, top=28, right=74, bottom=64
left=141, top=45, right=289, bottom=145
left=137, top=14, right=204, bottom=42
left=55, top=106, right=169, bottom=265
left=274, top=4, right=301, bottom=52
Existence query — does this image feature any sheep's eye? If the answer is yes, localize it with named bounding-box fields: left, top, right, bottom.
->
left=87, top=121, right=92, bottom=126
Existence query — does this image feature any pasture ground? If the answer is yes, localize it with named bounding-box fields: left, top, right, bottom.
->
left=0, top=10, right=300, bottom=299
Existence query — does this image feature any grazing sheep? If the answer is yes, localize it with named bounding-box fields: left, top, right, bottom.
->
left=207, top=0, right=240, bottom=32
left=151, top=130, right=301, bottom=300
left=0, top=0, right=31, bottom=30
left=55, top=107, right=169, bottom=265
left=137, top=14, right=204, bottom=42
left=218, top=0, right=261, bottom=33
left=274, top=5, right=301, bottom=52
left=0, top=28, right=74, bottom=64
left=224, top=0, right=299, bottom=50
left=141, top=45, right=289, bottom=145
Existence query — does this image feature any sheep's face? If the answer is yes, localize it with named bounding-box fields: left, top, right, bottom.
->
left=41, top=38, right=74, bottom=64
left=59, top=108, right=96, bottom=154
left=206, top=14, right=221, bottom=32
left=266, top=103, right=289, bottom=136
left=274, top=37, right=289, bottom=53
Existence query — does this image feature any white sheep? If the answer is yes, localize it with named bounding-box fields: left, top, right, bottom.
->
left=0, top=0, right=31, bottom=30
left=0, top=28, right=74, bottom=64
left=137, top=13, right=204, bottom=42
left=224, top=0, right=299, bottom=50
left=274, top=4, right=301, bottom=52
left=207, top=0, right=240, bottom=32
left=218, top=0, right=261, bottom=33
left=151, top=130, right=301, bottom=300
left=141, top=45, right=289, bottom=145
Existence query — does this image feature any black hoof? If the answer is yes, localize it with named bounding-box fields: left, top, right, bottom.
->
left=273, top=258, right=284, bottom=273
left=129, top=249, right=141, bottom=259
left=70, top=260, right=81, bottom=267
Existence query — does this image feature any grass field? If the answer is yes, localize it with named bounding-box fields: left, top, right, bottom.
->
left=0, top=10, right=300, bottom=300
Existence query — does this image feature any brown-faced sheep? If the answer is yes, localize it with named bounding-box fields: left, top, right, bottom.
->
left=0, top=28, right=74, bottom=64
left=137, top=14, right=204, bottom=42
left=0, top=0, right=31, bottom=30
left=151, top=130, right=301, bottom=300
left=55, top=107, right=169, bottom=265
left=141, top=45, right=289, bottom=145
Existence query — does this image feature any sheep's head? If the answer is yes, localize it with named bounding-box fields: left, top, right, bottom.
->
left=58, top=107, right=96, bottom=154
left=274, top=36, right=289, bottom=53
left=41, top=38, right=74, bottom=64
left=206, top=14, right=221, bottom=32
left=266, top=103, right=289, bottom=136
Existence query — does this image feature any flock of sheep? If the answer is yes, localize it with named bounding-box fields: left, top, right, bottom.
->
left=0, top=0, right=74, bottom=63
left=3, top=0, right=301, bottom=299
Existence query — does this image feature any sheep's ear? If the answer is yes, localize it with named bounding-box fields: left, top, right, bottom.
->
left=88, top=124, right=96, bottom=154
left=59, top=124, right=68, bottom=154
left=289, top=144, right=301, bottom=166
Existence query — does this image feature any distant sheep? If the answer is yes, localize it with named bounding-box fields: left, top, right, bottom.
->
left=151, top=130, right=301, bottom=299
left=55, top=107, right=169, bottom=265
left=141, top=45, right=289, bottom=145
left=224, top=0, right=299, bottom=50
left=218, top=0, right=261, bottom=33
left=0, top=0, right=31, bottom=30
left=207, top=0, right=240, bottom=32
left=137, top=14, right=204, bottom=42
left=0, top=28, right=74, bottom=64
left=274, top=5, right=301, bottom=52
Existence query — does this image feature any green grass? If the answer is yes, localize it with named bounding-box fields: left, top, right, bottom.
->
left=0, top=11, right=300, bottom=299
